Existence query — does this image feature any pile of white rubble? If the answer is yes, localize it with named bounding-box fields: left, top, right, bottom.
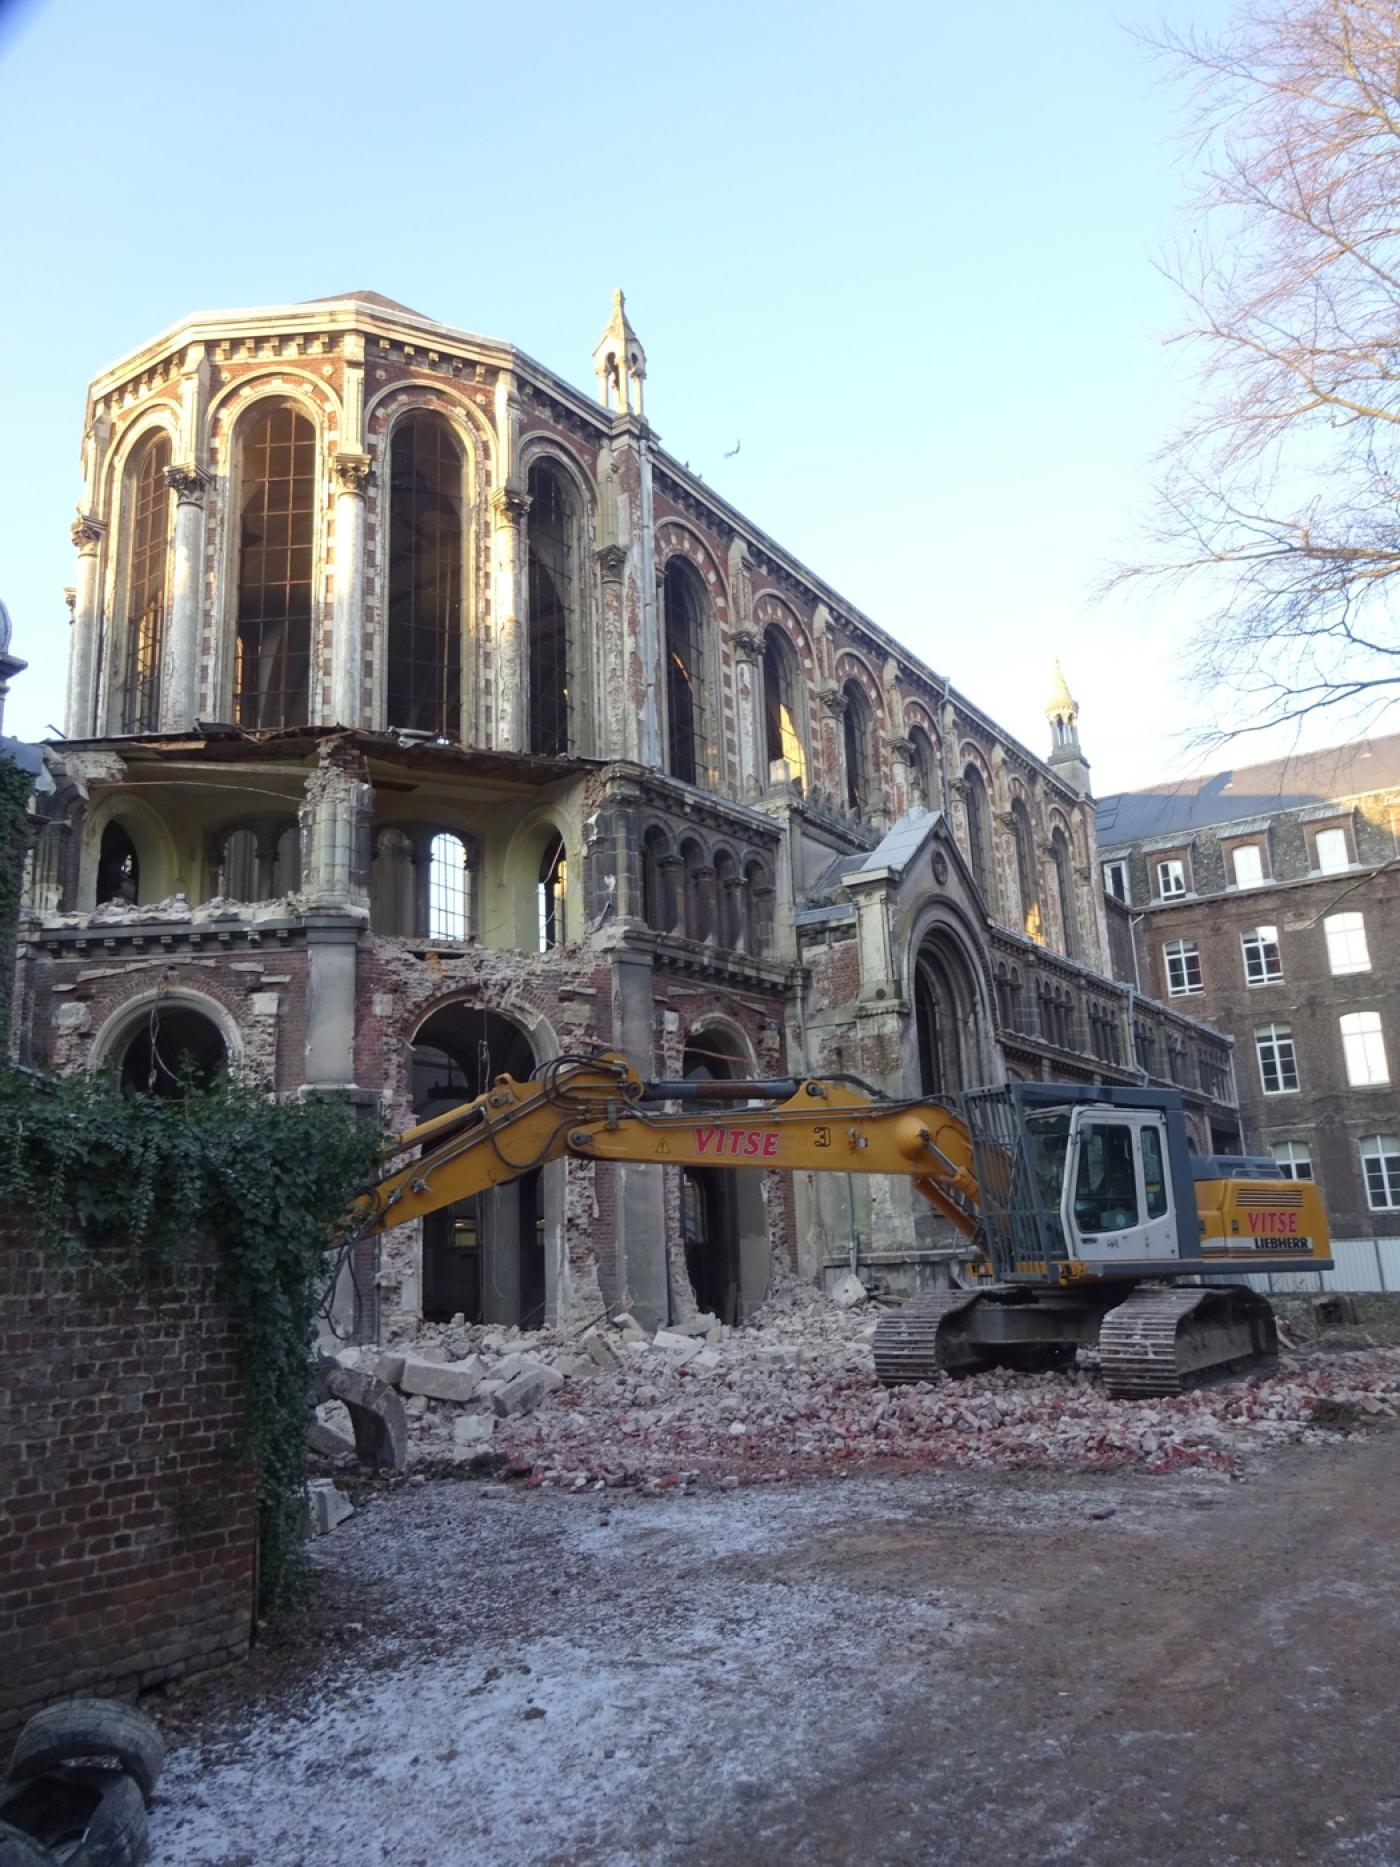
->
left=315, top=1282, right=1400, bottom=1493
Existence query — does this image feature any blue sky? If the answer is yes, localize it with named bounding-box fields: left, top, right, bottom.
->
left=0, top=0, right=1264, bottom=795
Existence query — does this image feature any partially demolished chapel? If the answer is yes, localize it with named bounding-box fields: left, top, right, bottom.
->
left=14, top=290, right=1238, bottom=1335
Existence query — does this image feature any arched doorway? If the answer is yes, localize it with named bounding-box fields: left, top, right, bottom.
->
left=680, top=1029, right=769, bottom=1323
left=410, top=1004, right=545, bottom=1328
left=913, top=933, right=983, bottom=1099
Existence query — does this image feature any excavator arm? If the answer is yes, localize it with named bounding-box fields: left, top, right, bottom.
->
left=354, top=1049, right=985, bottom=1244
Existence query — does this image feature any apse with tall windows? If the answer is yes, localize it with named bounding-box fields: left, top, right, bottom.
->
left=663, top=559, right=705, bottom=784
left=118, top=433, right=171, bottom=734
left=762, top=629, right=806, bottom=789
left=235, top=405, right=316, bottom=729
left=525, top=461, right=574, bottom=757
left=387, top=413, right=463, bottom=739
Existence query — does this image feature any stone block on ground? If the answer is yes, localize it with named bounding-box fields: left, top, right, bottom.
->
left=374, top=1352, right=407, bottom=1387
left=584, top=1332, right=622, bottom=1372
left=829, top=1273, right=868, bottom=1310
left=496, top=1352, right=551, bottom=1382
left=400, top=1355, right=487, bottom=1403
left=306, top=1479, right=354, bottom=1535
left=670, top=1314, right=719, bottom=1338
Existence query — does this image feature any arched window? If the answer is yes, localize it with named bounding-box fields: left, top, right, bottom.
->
left=97, top=822, right=140, bottom=906
left=641, top=826, right=672, bottom=932
left=843, top=681, right=873, bottom=814
left=219, top=827, right=259, bottom=899
left=537, top=834, right=567, bottom=950
left=663, top=560, right=705, bottom=784
left=118, top=1005, right=226, bottom=1098
left=713, top=850, right=740, bottom=948
left=388, top=413, right=463, bottom=738
left=371, top=827, right=418, bottom=936
left=120, top=433, right=171, bottom=734
left=235, top=405, right=316, bottom=730
left=762, top=630, right=806, bottom=787
left=1051, top=826, right=1076, bottom=958
left=526, top=461, right=574, bottom=756
left=1010, top=799, right=1040, bottom=940
left=962, top=764, right=992, bottom=894
left=907, top=727, right=935, bottom=813
left=428, top=832, right=470, bottom=941
left=914, top=936, right=979, bottom=1096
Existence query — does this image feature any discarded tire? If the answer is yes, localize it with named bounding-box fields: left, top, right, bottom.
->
left=6, top=1701, right=165, bottom=1807
left=0, top=1767, right=148, bottom=1867
left=0, top=1819, right=55, bottom=1867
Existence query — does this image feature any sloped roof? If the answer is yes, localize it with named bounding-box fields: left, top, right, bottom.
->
left=300, top=290, right=432, bottom=319
left=1097, top=733, right=1400, bottom=845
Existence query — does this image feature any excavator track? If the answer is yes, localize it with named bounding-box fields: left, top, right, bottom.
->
left=872, top=1288, right=995, bottom=1384
left=1097, top=1284, right=1279, bottom=1399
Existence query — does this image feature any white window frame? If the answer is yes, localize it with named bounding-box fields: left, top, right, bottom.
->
left=427, top=831, right=471, bottom=941
left=1256, top=1024, right=1299, bottom=1095
left=1156, top=857, right=1187, bottom=899
left=1270, top=1141, right=1313, bottom=1181
left=1163, top=938, right=1203, bottom=997
left=1362, top=1135, right=1400, bottom=1210
left=1324, top=911, right=1370, bottom=976
left=1102, top=859, right=1130, bottom=905
left=1312, top=826, right=1351, bottom=874
left=1230, top=843, right=1264, bottom=889
left=1341, top=1010, right=1389, bottom=1087
left=1241, top=925, right=1282, bottom=987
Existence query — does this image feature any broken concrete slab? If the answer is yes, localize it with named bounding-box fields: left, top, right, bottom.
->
left=314, top=1358, right=409, bottom=1471
left=492, top=1368, right=562, bottom=1419
left=453, top=1413, right=496, bottom=1447
left=375, top=1352, right=407, bottom=1387
left=400, top=1356, right=487, bottom=1403
left=653, top=1331, right=703, bottom=1366
left=669, top=1313, right=719, bottom=1338
left=308, top=1420, right=358, bottom=1460
left=495, top=1353, right=551, bottom=1382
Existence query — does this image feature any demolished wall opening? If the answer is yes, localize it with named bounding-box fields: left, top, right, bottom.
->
left=117, top=1005, right=228, bottom=1097
left=410, top=1003, right=544, bottom=1326
left=680, top=1029, right=770, bottom=1323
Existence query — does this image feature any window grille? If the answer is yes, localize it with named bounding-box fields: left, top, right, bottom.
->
left=388, top=415, right=463, bottom=738
left=235, top=407, right=316, bottom=729
left=121, top=434, right=171, bottom=733
left=526, top=462, right=573, bottom=756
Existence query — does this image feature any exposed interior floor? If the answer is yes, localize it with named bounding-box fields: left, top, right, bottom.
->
left=149, top=1426, right=1400, bottom=1867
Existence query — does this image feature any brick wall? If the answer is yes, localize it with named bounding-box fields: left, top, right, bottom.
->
left=0, top=1210, right=256, bottom=1735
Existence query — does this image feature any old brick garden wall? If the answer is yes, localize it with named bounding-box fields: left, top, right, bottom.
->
left=0, top=1208, right=256, bottom=1734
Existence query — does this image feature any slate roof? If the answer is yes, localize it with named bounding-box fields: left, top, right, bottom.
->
left=1097, top=734, right=1400, bottom=846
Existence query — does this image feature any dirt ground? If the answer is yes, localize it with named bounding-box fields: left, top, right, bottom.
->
left=146, top=1413, right=1400, bottom=1867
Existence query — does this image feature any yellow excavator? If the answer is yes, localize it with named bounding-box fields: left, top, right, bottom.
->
left=352, top=1050, right=1331, bottom=1400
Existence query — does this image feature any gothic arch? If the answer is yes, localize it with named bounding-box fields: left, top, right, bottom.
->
left=520, top=446, right=596, bottom=758
left=908, top=913, right=992, bottom=1099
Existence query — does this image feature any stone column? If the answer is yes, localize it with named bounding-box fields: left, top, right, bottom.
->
left=820, top=684, right=848, bottom=809
left=161, top=466, right=209, bottom=731
left=490, top=484, right=530, bottom=752
left=890, top=737, right=916, bottom=816
left=299, top=740, right=372, bottom=1090
left=611, top=947, right=668, bottom=1330
left=330, top=454, right=371, bottom=727
left=594, top=543, right=630, bottom=761
left=732, top=628, right=764, bottom=797
left=65, top=518, right=105, bottom=739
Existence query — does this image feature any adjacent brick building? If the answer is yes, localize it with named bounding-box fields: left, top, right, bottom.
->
left=1098, top=735, right=1400, bottom=1238
left=17, top=290, right=1236, bottom=1330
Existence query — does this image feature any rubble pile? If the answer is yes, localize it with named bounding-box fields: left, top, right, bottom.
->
left=315, top=1284, right=1400, bottom=1492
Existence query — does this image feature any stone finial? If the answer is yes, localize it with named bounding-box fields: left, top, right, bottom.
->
left=592, top=289, right=647, bottom=416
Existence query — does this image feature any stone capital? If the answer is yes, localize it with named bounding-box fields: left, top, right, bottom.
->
left=71, top=515, right=105, bottom=552
left=819, top=685, right=848, bottom=718
left=889, top=736, right=916, bottom=763
left=333, top=452, right=373, bottom=495
left=164, top=462, right=210, bottom=506
left=594, top=542, right=628, bottom=580
left=490, top=484, right=531, bottom=526
left=730, top=627, right=763, bottom=663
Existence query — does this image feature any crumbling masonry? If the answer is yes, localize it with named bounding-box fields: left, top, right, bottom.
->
left=14, top=290, right=1239, bottom=1336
